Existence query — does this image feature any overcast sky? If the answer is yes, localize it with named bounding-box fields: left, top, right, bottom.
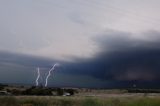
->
left=0, top=0, right=160, bottom=88
left=0, top=0, right=160, bottom=60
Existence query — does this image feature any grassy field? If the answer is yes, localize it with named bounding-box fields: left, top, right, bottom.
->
left=0, top=95, right=160, bottom=106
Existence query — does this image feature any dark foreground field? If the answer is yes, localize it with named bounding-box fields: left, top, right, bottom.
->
left=0, top=94, right=160, bottom=106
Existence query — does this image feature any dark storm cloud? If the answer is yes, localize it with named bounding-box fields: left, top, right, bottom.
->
left=93, top=30, right=160, bottom=52
left=1, top=30, right=160, bottom=88
left=61, top=30, right=160, bottom=82
left=0, top=51, right=59, bottom=68
left=0, top=51, right=64, bottom=85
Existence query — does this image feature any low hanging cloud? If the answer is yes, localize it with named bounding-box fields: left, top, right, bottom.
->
left=0, top=29, right=160, bottom=87
left=62, top=30, right=160, bottom=82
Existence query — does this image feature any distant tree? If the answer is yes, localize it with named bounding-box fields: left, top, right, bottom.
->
left=22, top=87, right=52, bottom=95
left=0, top=84, right=6, bottom=90
left=11, top=89, right=22, bottom=95
left=57, top=88, right=64, bottom=96
left=0, top=86, right=4, bottom=90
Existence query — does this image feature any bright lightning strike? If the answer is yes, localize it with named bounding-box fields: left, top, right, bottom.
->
left=35, top=67, right=40, bottom=86
left=45, top=63, right=59, bottom=87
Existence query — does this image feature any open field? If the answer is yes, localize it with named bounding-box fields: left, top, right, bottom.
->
left=1, top=85, right=160, bottom=106
left=0, top=94, right=160, bottom=106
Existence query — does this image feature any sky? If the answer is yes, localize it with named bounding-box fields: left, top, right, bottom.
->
left=0, top=0, right=160, bottom=88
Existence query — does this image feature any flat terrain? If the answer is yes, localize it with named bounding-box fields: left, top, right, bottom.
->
left=0, top=93, right=160, bottom=106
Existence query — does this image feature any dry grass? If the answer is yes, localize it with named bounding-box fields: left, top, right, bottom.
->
left=0, top=94, right=160, bottom=106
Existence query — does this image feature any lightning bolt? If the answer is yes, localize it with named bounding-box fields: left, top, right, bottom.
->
left=45, top=63, right=59, bottom=87
left=35, top=67, right=40, bottom=86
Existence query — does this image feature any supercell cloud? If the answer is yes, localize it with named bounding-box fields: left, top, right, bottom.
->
left=63, top=30, right=160, bottom=81
left=0, top=0, right=160, bottom=88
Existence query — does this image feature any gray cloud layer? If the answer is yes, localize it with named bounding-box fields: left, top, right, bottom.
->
left=1, top=0, right=160, bottom=60
left=0, top=30, right=160, bottom=88
left=62, top=30, right=160, bottom=82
